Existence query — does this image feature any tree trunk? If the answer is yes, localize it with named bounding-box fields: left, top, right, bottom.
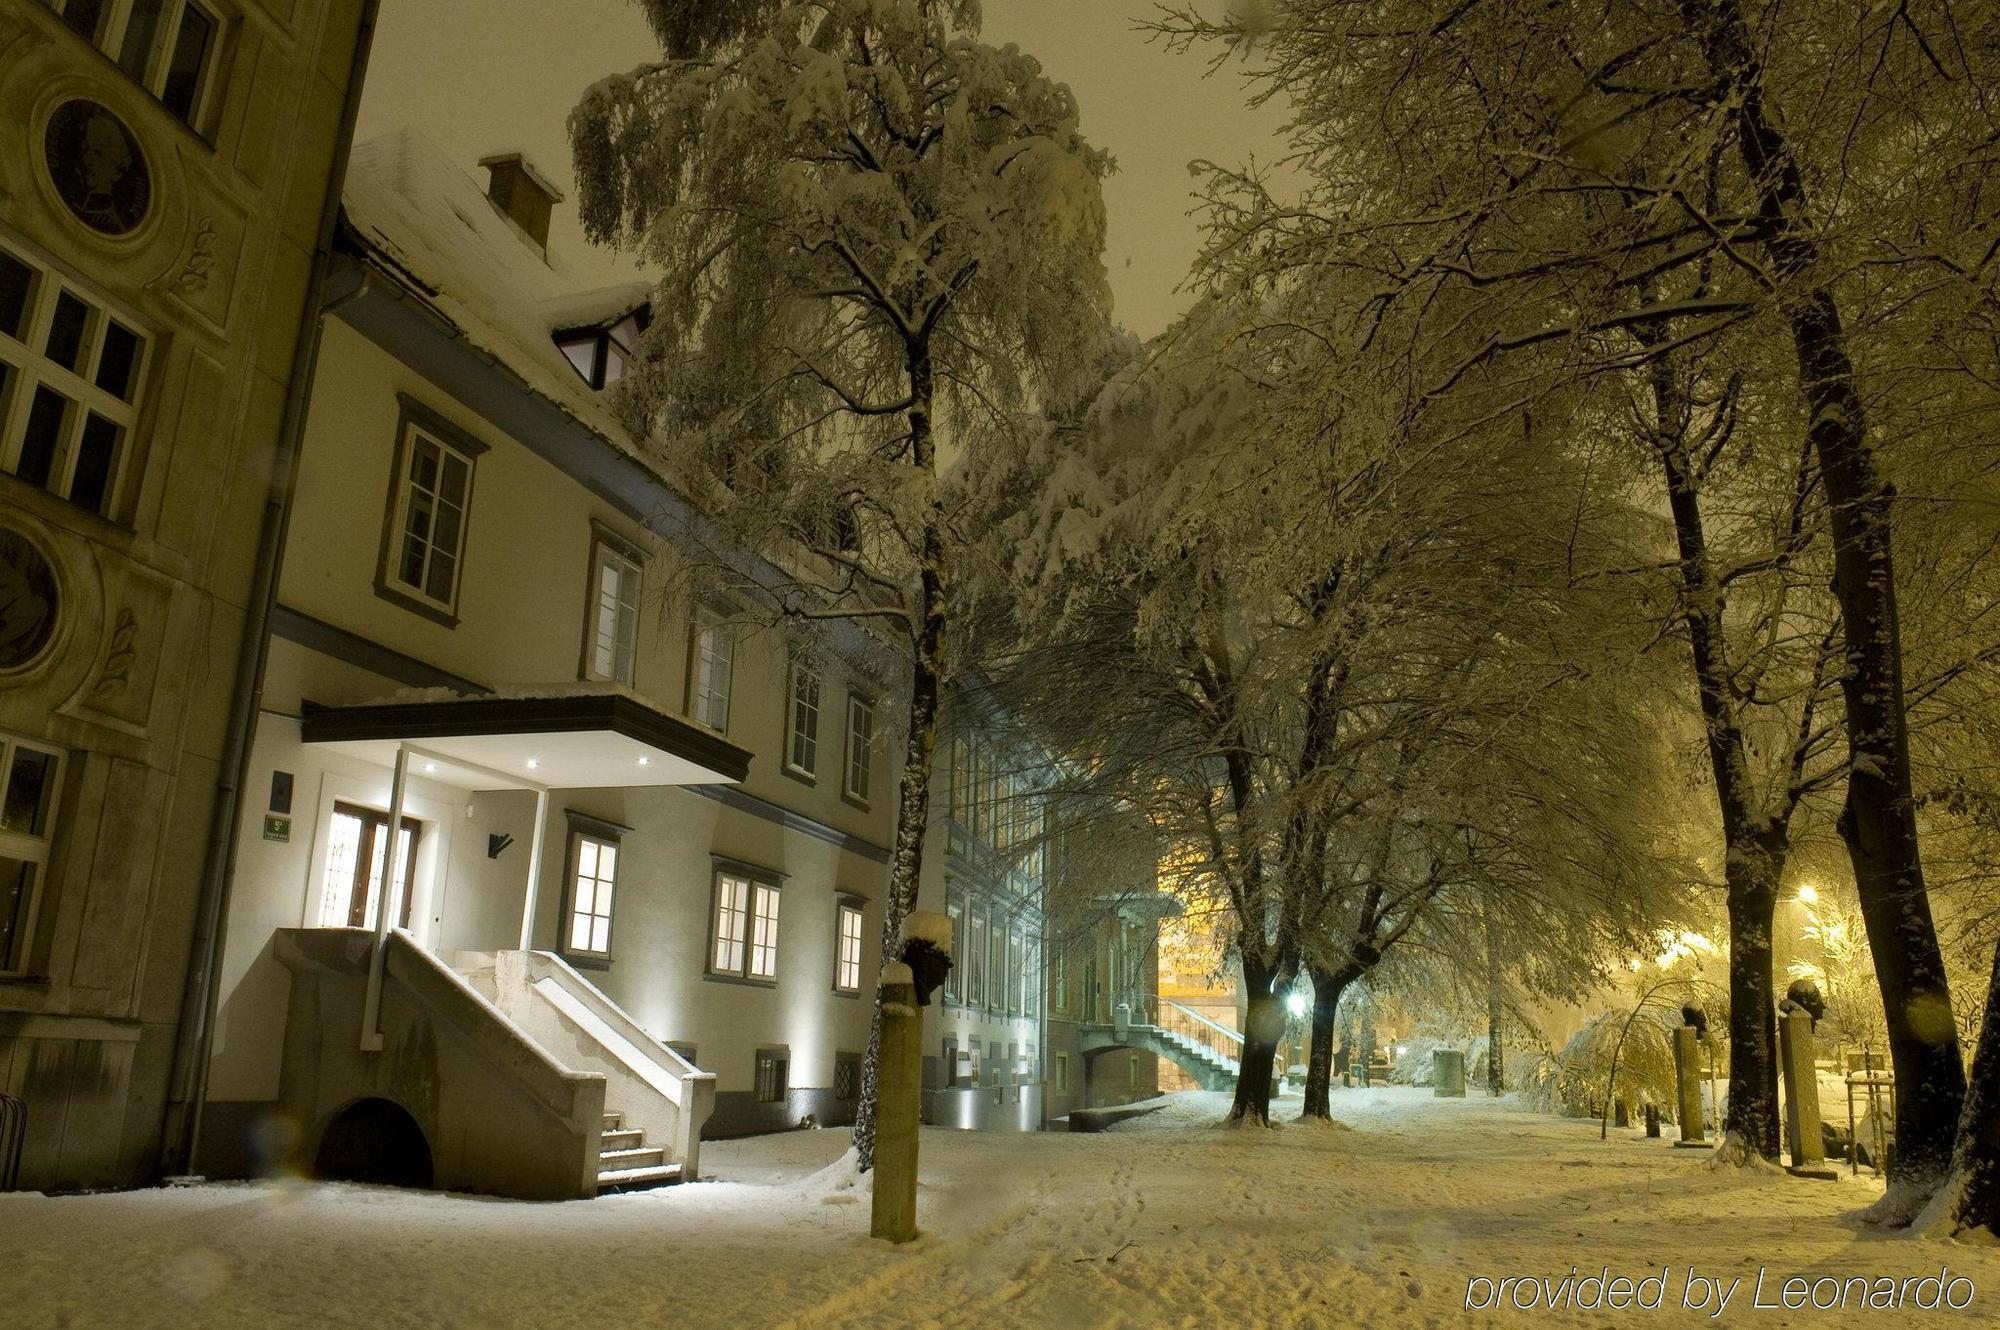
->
left=1230, top=947, right=1287, bottom=1125
left=1681, top=0, right=1966, bottom=1193
left=1300, top=961, right=1362, bottom=1119
left=853, top=346, right=946, bottom=1174
left=1722, top=833, right=1783, bottom=1158
left=1486, top=907, right=1504, bottom=1096
left=1930, top=940, right=2000, bottom=1235
left=1638, top=326, right=1789, bottom=1159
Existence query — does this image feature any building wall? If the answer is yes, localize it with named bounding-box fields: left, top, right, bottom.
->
left=0, top=0, right=370, bottom=1190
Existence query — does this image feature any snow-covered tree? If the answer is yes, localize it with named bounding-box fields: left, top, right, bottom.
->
left=1152, top=0, right=1996, bottom=1203
left=570, top=0, right=1111, bottom=1169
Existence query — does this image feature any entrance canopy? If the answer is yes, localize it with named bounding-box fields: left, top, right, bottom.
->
left=300, top=690, right=752, bottom=791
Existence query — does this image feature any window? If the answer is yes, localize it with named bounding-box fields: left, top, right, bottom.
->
left=315, top=801, right=420, bottom=931
left=563, top=815, right=622, bottom=962
left=1006, top=1041, right=1019, bottom=1087
left=0, top=734, right=64, bottom=976
left=582, top=536, right=640, bottom=686
left=942, top=1037, right=959, bottom=1088
left=0, top=240, right=148, bottom=518
left=987, top=914, right=1005, bottom=1011
left=834, top=1052, right=860, bottom=1102
left=842, top=692, right=873, bottom=805
left=833, top=898, right=863, bottom=993
left=1026, top=935, right=1041, bottom=1018
left=966, top=907, right=986, bottom=1006
left=944, top=896, right=964, bottom=1003
left=377, top=397, right=484, bottom=624
left=47, top=0, right=223, bottom=130
left=687, top=607, right=733, bottom=731
left=710, top=866, right=780, bottom=982
left=1056, top=1053, right=1069, bottom=1092
left=785, top=658, right=820, bottom=778
left=1008, top=927, right=1025, bottom=1015
left=754, top=1048, right=788, bottom=1103
left=948, top=736, right=970, bottom=824
left=1052, top=942, right=1068, bottom=1014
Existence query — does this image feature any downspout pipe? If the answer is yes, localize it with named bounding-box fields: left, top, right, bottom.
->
left=158, top=0, right=383, bottom=1180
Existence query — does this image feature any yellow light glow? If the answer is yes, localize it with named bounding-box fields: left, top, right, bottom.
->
left=1797, top=884, right=1819, bottom=905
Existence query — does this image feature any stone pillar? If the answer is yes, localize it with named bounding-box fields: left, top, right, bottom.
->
left=1432, top=1049, right=1467, bottom=1097
left=870, top=970, right=923, bottom=1243
left=1779, top=1009, right=1825, bottom=1169
left=1672, top=1026, right=1708, bottom=1147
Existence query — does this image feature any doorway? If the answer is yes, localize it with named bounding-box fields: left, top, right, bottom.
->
left=319, top=800, right=421, bottom=930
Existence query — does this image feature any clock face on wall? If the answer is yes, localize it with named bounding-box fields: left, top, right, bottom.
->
left=0, top=526, right=59, bottom=674
left=43, top=99, right=152, bottom=237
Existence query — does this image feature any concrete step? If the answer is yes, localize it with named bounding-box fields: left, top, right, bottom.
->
left=595, top=1162, right=682, bottom=1193
left=600, top=1128, right=644, bottom=1152
left=602, top=1111, right=623, bottom=1131
left=600, top=1145, right=667, bottom=1171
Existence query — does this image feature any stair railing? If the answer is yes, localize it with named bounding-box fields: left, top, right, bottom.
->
left=1151, top=995, right=1245, bottom=1068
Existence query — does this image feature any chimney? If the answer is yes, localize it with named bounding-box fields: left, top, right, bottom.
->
left=478, top=152, right=562, bottom=255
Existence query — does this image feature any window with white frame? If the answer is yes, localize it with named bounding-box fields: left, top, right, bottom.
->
left=966, top=907, right=986, bottom=1006
left=711, top=866, right=780, bottom=982
left=944, top=895, right=964, bottom=1003
left=0, top=240, right=148, bottom=518
left=0, top=733, right=64, bottom=977
left=46, top=0, right=224, bottom=130
left=987, top=915, right=1005, bottom=1012
left=834, top=897, right=863, bottom=993
left=1052, top=942, right=1068, bottom=1014
left=1008, top=926, right=1024, bottom=1015
left=842, top=692, right=873, bottom=805
left=582, top=536, right=640, bottom=685
left=378, top=399, right=483, bottom=622
left=563, top=817, right=620, bottom=962
left=786, top=657, right=820, bottom=777
left=1026, top=934, right=1041, bottom=1018
left=687, top=607, right=733, bottom=731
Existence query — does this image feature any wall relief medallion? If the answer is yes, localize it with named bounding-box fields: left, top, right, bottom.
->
left=44, top=98, right=152, bottom=237
left=0, top=524, right=61, bottom=675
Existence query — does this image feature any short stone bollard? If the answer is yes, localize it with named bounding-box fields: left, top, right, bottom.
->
left=1645, top=1103, right=1661, bottom=1138
left=870, top=969, right=924, bottom=1243
left=1672, top=1025, right=1709, bottom=1148
left=1779, top=1008, right=1829, bottom=1174
left=1432, top=1048, right=1467, bottom=1097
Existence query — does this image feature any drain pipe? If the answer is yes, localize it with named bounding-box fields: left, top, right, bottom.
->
left=158, top=0, right=382, bottom=1180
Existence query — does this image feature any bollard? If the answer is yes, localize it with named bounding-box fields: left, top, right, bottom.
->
left=1779, top=1008, right=1829, bottom=1173
left=870, top=968, right=924, bottom=1243
left=1432, top=1048, right=1467, bottom=1098
left=1672, top=1025, right=1709, bottom=1148
left=1645, top=1103, right=1661, bottom=1138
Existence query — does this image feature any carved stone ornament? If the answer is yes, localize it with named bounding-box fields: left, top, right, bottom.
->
left=0, top=524, right=60, bottom=674
left=44, top=98, right=152, bottom=237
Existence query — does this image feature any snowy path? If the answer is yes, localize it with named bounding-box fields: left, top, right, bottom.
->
left=2, top=1088, right=1994, bottom=1328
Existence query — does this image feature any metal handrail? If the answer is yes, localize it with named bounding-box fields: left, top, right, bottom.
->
left=1155, top=996, right=1244, bottom=1046
left=1150, top=995, right=1244, bottom=1068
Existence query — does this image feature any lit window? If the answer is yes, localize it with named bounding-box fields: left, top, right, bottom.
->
left=583, top=536, right=641, bottom=685
left=966, top=908, right=986, bottom=1006
left=0, top=733, right=64, bottom=976
left=47, top=0, right=223, bottom=131
left=754, top=1048, right=788, bottom=1103
left=315, top=801, right=419, bottom=931
left=711, top=866, right=780, bottom=982
left=749, top=883, right=780, bottom=979
left=378, top=399, right=484, bottom=622
left=843, top=692, right=873, bottom=805
left=834, top=898, right=864, bottom=993
left=564, top=820, right=619, bottom=962
left=786, top=658, right=820, bottom=778
left=944, top=896, right=964, bottom=1003
left=0, top=239, right=148, bottom=518
left=688, top=607, right=733, bottom=731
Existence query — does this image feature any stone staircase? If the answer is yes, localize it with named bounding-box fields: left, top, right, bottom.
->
left=595, top=1109, right=682, bottom=1193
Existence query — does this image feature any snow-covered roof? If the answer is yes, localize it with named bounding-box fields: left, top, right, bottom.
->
left=340, top=130, right=650, bottom=470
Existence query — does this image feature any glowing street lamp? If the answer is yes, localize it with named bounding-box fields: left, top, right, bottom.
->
left=1796, top=884, right=1819, bottom=906
left=1285, top=989, right=1307, bottom=1018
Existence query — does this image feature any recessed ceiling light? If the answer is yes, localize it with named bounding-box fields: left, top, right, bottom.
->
left=526, top=759, right=540, bottom=770
left=423, top=762, right=438, bottom=774
left=638, top=756, right=651, bottom=766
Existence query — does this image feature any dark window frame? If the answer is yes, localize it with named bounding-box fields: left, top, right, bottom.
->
left=373, top=394, right=488, bottom=628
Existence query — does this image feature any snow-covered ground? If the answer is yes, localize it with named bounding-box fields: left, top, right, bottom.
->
left=3, top=1088, right=1993, bottom=1328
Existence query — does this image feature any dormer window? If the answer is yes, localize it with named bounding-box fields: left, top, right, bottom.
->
left=554, top=309, right=645, bottom=392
